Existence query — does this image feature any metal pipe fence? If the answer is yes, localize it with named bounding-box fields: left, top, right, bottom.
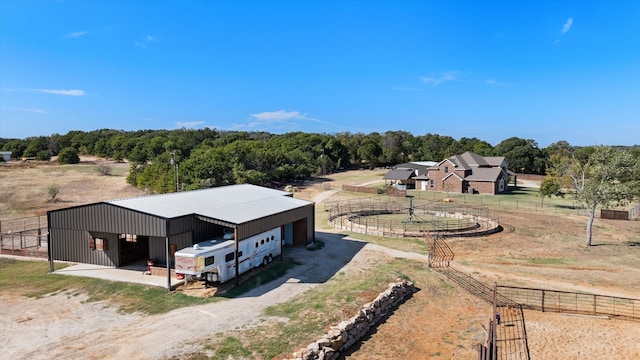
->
left=0, top=215, right=49, bottom=259
left=497, top=285, right=640, bottom=322
left=326, top=198, right=500, bottom=237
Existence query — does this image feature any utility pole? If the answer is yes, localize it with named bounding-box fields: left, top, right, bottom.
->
left=321, top=148, right=326, bottom=177
left=171, top=152, right=178, bottom=192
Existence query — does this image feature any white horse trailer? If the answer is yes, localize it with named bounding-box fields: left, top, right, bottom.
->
left=174, top=227, right=281, bottom=284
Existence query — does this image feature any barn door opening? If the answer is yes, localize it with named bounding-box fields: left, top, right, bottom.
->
left=118, top=234, right=149, bottom=266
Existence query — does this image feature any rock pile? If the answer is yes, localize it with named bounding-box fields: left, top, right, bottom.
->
left=285, top=279, right=416, bottom=360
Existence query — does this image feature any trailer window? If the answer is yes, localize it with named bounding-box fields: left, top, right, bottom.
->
left=205, top=256, right=215, bottom=266
left=225, top=252, right=234, bottom=262
left=255, top=242, right=259, bottom=248
left=237, top=251, right=243, bottom=257
left=266, top=237, right=269, bottom=243
left=271, top=235, right=274, bottom=241
left=261, top=239, right=265, bottom=245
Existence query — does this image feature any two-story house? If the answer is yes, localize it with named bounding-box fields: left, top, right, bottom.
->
left=416, top=151, right=510, bottom=195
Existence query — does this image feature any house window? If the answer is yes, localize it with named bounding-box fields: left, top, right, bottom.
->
left=430, top=180, right=434, bottom=188
left=444, top=166, right=449, bottom=173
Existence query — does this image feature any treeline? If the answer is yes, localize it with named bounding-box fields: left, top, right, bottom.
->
left=1, top=129, right=638, bottom=194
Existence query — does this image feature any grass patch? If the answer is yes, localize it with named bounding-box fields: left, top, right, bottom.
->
left=340, top=231, right=429, bottom=254
left=206, top=257, right=425, bottom=359
left=211, top=336, right=252, bottom=360
left=520, top=257, right=569, bottom=265
left=220, top=258, right=299, bottom=298
left=0, top=258, right=221, bottom=314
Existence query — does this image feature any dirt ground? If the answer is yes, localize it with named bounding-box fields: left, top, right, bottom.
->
left=1, top=159, right=639, bottom=359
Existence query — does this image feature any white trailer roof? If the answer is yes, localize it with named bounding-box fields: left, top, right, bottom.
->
left=108, top=184, right=312, bottom=224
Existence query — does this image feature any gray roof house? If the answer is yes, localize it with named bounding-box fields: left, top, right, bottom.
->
left=416, top=152, right=510, bottom=194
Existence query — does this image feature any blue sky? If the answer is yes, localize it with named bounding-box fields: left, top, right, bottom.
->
left=1, top=0, right=638, bottom=147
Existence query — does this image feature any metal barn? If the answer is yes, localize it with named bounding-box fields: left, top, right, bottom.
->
left=47, top=184, right=315, bottom=289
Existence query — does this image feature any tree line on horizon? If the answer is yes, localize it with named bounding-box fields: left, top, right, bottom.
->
left=1, top=128, right=638, bottom=195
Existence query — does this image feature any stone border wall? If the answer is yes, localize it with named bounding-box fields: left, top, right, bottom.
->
left=285, top=279, right=417, bottom=360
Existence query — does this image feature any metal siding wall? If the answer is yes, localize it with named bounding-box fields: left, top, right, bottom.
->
left=169, top=216, right=221, bottom=241
left=148, top=232, right=193, bottom=266
left=50, top=228, right=117, bottom=267
left=237, top=204, right=315, bottom=244
left=49, top=203, right=166, bottom=236
left=148, top=236, right=166, bottom=264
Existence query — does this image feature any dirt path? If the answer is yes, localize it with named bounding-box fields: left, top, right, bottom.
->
left=1, top=231, right=423, bottom=360
left=3, top=168, right=639, bottom=360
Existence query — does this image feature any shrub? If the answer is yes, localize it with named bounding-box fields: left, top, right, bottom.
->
left=57, top=147, right=80, bottom=164
left=48, top=183, right=60, bottom=201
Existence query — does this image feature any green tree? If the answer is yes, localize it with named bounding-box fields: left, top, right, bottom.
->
left=538, top=176, right=563, bottom=206
left=357, top=134, right=382, bottom=169
left=47, top=183, right=60, bottom=201
left=57, top=147, right=80, bottom=164
left=493, top=137, right=546, bottom=174
left=552, top=146, right=640, bottom=246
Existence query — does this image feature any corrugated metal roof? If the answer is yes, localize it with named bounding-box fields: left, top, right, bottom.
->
left=410, top=161, right=438, bottom=167
left=108, top=184, right=312, bottom=224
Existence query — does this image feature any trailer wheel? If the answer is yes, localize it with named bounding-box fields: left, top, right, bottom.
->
left=262, top=257, right=269, bottom=266
left=268, top=254, right=273, bottom=263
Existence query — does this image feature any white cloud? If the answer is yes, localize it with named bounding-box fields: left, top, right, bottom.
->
left=135, top=35, right=161, bottom=47
left=420, top=71, right=464, bottom=86
left=176, top=121, right=205, bottom=129
left=250, top=110, right=304, bottom=122
left=486, top=78, right=514, bottom=86
left=555, top=18, right=574, bottom=44
left=31, top=89, right=86, bottom=96
left=392, top=86, right=421, bottom=92
left=21, top=108, right=47, bottom=114
left=66, top=31, right=88, bottom=39
left=561, top=18, right=574, bottom=35
left=244, top=109, right=329, bottom=129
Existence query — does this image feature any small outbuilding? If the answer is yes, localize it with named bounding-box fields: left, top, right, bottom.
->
left=0, top=151, right=11, bottom=162
left=47, top=184, right=315, bottom=289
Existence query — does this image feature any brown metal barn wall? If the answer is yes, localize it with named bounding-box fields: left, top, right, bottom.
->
left=169, top=215, right=223, bottom=240
left=237, top=204, right=315, bottom=245
left=49, top=203, right=166, bottom=237
left=50, top=229, right=118, bottom=267
left=148, top=232, right=193, bottom=265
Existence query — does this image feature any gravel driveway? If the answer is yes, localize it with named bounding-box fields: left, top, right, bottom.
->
left=1, top=230, right=419, bottom=360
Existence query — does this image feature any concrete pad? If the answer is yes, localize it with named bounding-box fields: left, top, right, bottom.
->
left=54, top=263, right=183, bottom=289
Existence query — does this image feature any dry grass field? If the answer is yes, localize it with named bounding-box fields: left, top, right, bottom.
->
left=0, top=156, right=145, bottom=219
left=1, top=158, right=639, bottom=359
